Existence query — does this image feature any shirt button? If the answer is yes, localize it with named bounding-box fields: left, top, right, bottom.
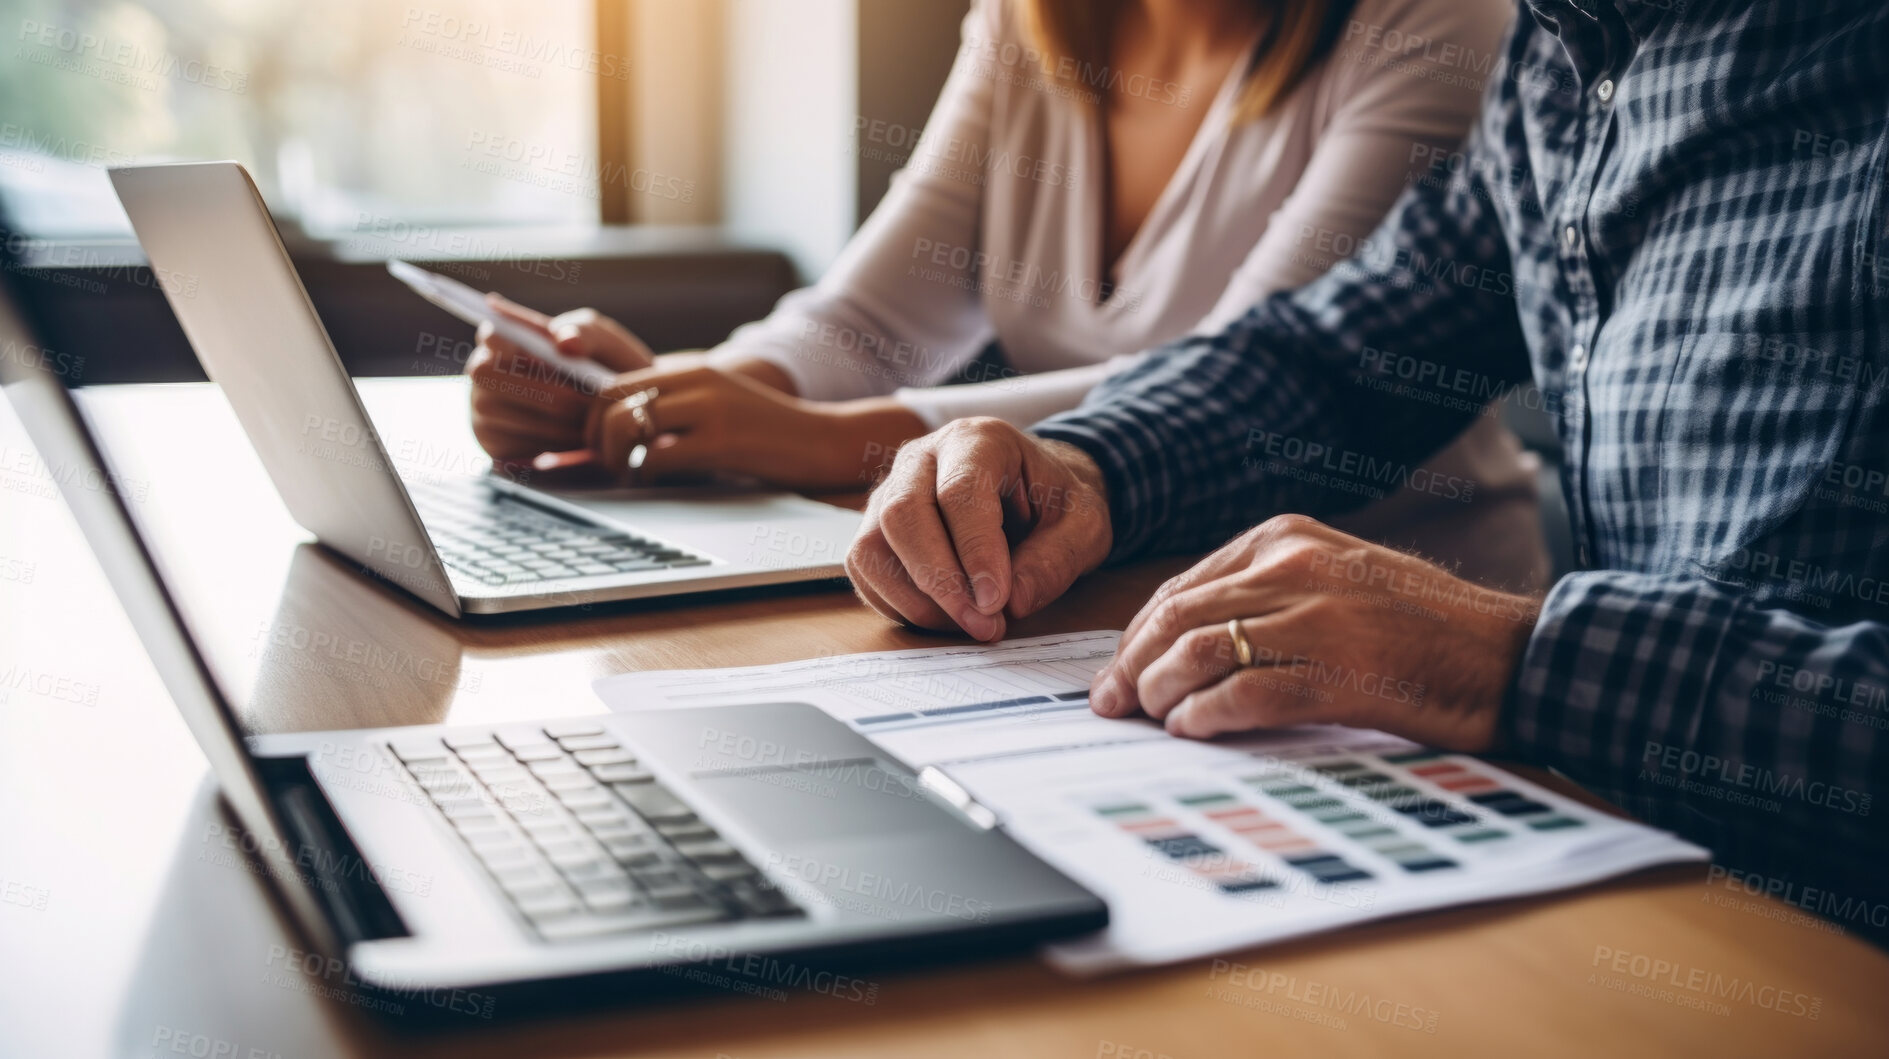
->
left=1570, top=343, right=1588, bottom=370
left=1577, top=542, right=1591, bottom=567
left=1563, top=225, right=1580, bottom=251
left=1597, top=79, right=1615, bottom=103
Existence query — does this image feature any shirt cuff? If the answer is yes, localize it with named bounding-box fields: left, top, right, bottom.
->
left=898, top=374, right=1114, bottom=433
left=1503, top=569, right=1740, bottom=773
left=703, top=340, right=822, bottom=401
left=891, top=389, right=953, bottom=432
left=1031, top=413, right=1162, bottom=565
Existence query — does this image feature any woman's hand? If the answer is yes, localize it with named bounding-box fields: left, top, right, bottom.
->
left=466, top=297, right=655, bottom=463
left=586, top=363, right=928, bottom=490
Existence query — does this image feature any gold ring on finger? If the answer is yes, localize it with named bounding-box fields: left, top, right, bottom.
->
left=1227, top=618, right=1254, bottom=668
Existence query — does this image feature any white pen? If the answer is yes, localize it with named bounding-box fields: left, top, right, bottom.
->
left=386, top=259, right=620, bottom=393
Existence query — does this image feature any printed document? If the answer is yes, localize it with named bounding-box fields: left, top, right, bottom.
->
left=592, top=632, right=1707, bottom=974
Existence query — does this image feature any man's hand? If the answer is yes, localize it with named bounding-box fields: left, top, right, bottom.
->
left=1091, top=515, right=1540, bottom=751
left=846, top=418, right=1113, bottom=642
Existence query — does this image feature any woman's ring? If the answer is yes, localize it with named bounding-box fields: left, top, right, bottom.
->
left=623, top=386, right=660, bottom=442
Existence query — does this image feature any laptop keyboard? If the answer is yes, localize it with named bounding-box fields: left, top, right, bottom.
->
left=389, top=722, right=798, bottom=942
left=404, top=477, right=709, bottom=586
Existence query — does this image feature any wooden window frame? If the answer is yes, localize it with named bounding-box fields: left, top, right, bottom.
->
left=595, top=0, right=635, bottom=224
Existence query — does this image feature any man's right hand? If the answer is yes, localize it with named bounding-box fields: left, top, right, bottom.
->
left=845, top=417, right=1113, bottom=641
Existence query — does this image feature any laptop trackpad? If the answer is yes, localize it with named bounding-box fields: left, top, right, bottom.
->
left=615, top=702, right=972, bottom=841
left=692, top=760, right=962, bottom=843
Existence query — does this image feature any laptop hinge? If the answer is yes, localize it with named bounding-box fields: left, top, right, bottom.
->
left=257, top=755, right=411, bottom=946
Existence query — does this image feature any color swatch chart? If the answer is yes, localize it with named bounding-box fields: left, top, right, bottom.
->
left=1085, top=745, right=1608, bottom=905
left=981, top=731, right=1708, bottom=974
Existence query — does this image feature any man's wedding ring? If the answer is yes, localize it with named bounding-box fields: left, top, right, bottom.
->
left=1227, top=618, right=1254, bottom=668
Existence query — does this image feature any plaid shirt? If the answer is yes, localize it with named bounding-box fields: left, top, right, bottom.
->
left=1037, top=0, right=1889, bottom=930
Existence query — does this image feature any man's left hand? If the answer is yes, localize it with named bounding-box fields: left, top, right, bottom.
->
left=1090, top=515, right=1540, bottom=751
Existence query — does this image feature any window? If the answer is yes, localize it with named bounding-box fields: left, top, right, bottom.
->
left=3, top=0, right=608, bottom=236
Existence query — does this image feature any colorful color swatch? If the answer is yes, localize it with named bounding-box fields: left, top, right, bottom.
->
left=1093, top=800, right=1279, bottom=895
left=1089, top=748, right=1594, bottom=901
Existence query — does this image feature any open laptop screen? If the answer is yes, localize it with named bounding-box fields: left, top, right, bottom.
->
left=0, top=213, right=480, bottom=746
left=0, top=265, right=343, bottom=950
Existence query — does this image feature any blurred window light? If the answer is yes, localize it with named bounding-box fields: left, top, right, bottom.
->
left=1, top=0, right=603, bottom=237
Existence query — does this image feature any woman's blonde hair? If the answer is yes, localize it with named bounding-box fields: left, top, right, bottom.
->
left=1021, top=0, right=1358, bottom=122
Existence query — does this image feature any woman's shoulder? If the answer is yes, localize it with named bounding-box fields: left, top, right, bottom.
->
left=1312, top=0, right=1515, bottom=108
left=959, top=0, right=1025, bottom=50
left=1341, top=0, right=1515, bottom=51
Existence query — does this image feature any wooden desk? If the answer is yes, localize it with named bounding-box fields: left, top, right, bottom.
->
left=2, top=379, right=1883, bottom=1058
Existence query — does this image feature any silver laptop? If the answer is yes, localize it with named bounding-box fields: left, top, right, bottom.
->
left=108, top=161, right=860, bottom=617
left=0, top=285, right=1107, bottom=1008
